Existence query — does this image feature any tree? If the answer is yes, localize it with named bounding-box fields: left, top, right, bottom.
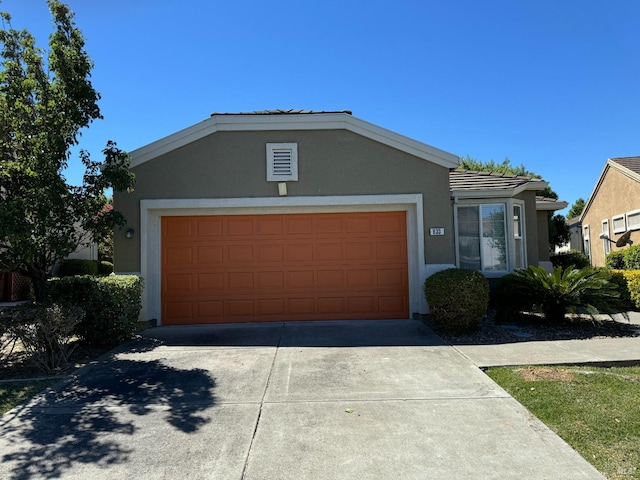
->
left=548, top=213, right=571, bottom=251
left=0, top=1, right=135, bottom=302
left=567, top=197, right=585, bottom=219
left=458, top=156, right=558, bottom=199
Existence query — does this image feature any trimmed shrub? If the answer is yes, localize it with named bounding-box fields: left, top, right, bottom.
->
left=605, top=250, right=626, bottom=270
left=48, top=275, right=143, bottom=348
left=598, top=269, right=634, bottom=311
left=424, top=268, right=489, bottom=334
left=550, top=250, right=591, bottom=270
left=623, top=245, right=640, bottom=270
left=614, top=270, right=640, bottom=310
left=98, top=261, right=114, bottom=275
left=59, top=259, right=98, bottom=277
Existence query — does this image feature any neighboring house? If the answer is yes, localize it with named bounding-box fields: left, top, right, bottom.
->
left=114, top=110, right=564, bottom=325
left=580, top=157, right=640, bottom=267
left=565, top=216, right=583, bottom=253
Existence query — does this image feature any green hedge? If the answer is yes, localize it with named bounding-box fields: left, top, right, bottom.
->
left=550, top=250, right=591, bottom=269
left=424, top=268, right=489, bottom=334
left=59, top=259, right=98, bottom=276
left=48, top=275, right=143, bottom=348
left=612, top=270, right=640, bottom=310
left=59, top=259, right=114, bottom=277
left=624, top=245, right=640, bottom=270
left=605, top=250, right=626, bottom=269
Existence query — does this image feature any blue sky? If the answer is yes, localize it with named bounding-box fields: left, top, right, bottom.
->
left=3, top=0, right=639, bottom=214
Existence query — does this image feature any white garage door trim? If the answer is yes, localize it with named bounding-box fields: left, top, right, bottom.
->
left=141, top=194, right=431, bottom=325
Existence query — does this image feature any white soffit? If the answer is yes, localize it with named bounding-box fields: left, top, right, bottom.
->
left=129, top=113, right=460, bottom=169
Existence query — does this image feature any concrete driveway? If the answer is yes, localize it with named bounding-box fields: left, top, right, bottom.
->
left=0, top=320, right=603, bottom=479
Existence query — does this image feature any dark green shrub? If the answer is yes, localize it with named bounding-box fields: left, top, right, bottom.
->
left=503, top=266, right=622, bottom=323
left=424, top=268, right=489, bottom=334
left=48, top=275, right=143, bottom=348
left=623, top=245, right=640, bottom=270
left=59, top=259, right=98, bottom=277
left=605, top=250, right=627, bottom=270
left=598, top=269, right=634, bottom=311
left=491, top=273, right=535, bottom=323
left=614, top=270, right=640, bottom=310
left=550, top=250, right=591, bottom=269
left=98, top=261, right=114, bottom=275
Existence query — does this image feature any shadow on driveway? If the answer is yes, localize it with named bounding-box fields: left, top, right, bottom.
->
left=1, top=339, right=217, bottom=480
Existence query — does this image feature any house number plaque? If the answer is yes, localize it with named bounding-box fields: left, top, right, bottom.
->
left=429, top=228, right=445, bottom=236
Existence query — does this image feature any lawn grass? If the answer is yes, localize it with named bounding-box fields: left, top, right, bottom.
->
left=487, top=365, right=640, bottom=479
left=0, top=379, right=58, bottom=416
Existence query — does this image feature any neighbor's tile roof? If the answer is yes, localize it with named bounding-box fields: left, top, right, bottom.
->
left=449, top=169, right=546, bottom=191
left=211, top=109, right=353, bottom=116
left=609, top=156, right=640, bottom=176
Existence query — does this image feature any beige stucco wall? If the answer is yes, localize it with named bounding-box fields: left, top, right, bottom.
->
left=114, top=129, right=455, bottom=273
left=582, top=166, right=640, bottom=267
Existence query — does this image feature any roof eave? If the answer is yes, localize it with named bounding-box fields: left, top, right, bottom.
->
left=129, top=112, right=460, bottom=169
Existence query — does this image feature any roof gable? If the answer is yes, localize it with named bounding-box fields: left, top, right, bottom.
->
left=581, top=156, right=640, bottom=220
left=129, top=111, right=460, bottom=169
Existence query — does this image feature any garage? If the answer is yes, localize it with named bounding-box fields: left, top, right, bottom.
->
left=161, top=211, right=409, bottom=324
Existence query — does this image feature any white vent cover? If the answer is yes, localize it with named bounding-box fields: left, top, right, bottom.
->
left=267, top=143, right=298, bottom=181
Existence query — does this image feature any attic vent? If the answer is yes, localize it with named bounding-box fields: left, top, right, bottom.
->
left=266, top=143, right=298, bottom=181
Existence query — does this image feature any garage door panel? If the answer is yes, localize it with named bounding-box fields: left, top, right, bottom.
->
left=197, top=273, right=224, bottom=291
left=196, top=245, right=224, bottom=263
left=196, top=217, right=223, bottom=236
left=226, top=217, right=254, bottom=236
left=257, top=244, right=284, bottom=262
left=161, top=212, right=408, bottom=324
left=287, top=271, right=315, bottom=289
left=165, top=246, right=193, bottom=265
left=256, top=271, right=285, bottom=289
left=316, top=270, right=345, bottom=288
left=227, top=245, right=255, bottom=263
left=286, top=244, right=314, bottom=262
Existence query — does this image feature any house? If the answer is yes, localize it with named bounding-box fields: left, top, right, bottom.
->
left=579, top=157, right=640, bottom=267
left=113, top=110, right=564, bottom=325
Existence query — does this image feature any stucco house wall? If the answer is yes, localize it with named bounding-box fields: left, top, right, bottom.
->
left=581, top=161, right=640, bottom=267
left=114, top=129, right=455, bottom=273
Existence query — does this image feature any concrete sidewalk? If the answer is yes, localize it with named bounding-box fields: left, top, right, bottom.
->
left=455, top=312, right=640, bottom=368
left=0, top=320, right=612, bottom=479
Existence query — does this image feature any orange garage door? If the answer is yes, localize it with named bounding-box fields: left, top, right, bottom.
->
left=161, top=212, right=409, bottom=324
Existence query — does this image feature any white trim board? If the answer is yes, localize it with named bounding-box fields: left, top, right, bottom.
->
left=140, top=194, right=431, bottom=325
left=130, top=113, right=460, bottom=170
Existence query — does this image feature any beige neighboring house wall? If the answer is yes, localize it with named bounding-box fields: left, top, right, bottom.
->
left=581, top=157, right=640, bottom=267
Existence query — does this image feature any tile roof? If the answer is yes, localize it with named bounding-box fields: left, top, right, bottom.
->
left=609, top=156, right=640, bottom=176
left=211, top=109, right=353, bottom=116
left=449, top=169, right=546, bottom=191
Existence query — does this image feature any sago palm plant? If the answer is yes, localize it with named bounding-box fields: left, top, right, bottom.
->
left=507, top=265, right=622, bottom=323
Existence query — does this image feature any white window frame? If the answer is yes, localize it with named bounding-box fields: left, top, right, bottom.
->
left=266, top=143, right=298, bottom=182
left=612, top=214, right=626, bottom=234
left=583, top=225, right=591, bottom=258
left=511, top=202, right=526, bottom=270
left=626, top=209, right=640, bottom=231
left=602, top=219, right=610, bottom=256
left=454, top=199, right=524, bottom=277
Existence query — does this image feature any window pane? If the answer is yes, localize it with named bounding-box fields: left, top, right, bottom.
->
left=602, top=220, right=610, bottom=255
left=513, top=205, right=524, bottom=269
left=613, top=216, right=625, bottom=233
left=481, top=205, right=507, bottom=271
left=457, top=206, right=481, bottom=270
left=628, top=211, right=640, bottom=230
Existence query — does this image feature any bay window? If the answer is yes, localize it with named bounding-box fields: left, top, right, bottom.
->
left=456, top=200, right=526, bottom=275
